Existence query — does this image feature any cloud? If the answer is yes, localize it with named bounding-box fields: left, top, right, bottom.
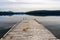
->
left=0, top=0, right=8, bottom=2
left=0, top=0, right=60, bottom=12
left=8, top=0, right=17, bottom=2
left=51, top=0, right=60, bottom=1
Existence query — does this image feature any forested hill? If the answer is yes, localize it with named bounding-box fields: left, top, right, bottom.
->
left=1, top=10, right=60, bottom=16
left=0, top=11, right=24, bottom=16
left=25, top=10, right=60, bottom=16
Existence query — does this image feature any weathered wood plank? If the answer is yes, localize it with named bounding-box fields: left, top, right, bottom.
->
left=1, top=20, right=58, bottom=40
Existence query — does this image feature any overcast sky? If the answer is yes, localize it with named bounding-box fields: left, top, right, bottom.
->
left=0, top=0, right=60, bottom=12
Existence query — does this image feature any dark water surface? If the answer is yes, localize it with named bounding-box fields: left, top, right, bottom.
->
left=0, top=14, right=25, bottom=38
left=0, top=14, right=60, bottom=39
left=37, top=16, right=60, bottom=39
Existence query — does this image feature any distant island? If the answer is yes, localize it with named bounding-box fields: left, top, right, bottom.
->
left=0, top=10, right=60, bottom=16
left=0, top=11, right=24, bottom=16
left=25, top=10, right=60, bottom=16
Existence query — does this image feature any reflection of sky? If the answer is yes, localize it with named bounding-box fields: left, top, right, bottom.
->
left=0, top=14, right=36, bottom=30
left=0, top=15, right=60, bottom=28
left=37, top=16, right=60, bottom=26
left=37, top=16, right=60, bottom=21
left=0, top=15, right=24, bottom=30
left=0, top=0, right=60, bottom=12
left=0, top=15, right=22, bottom=22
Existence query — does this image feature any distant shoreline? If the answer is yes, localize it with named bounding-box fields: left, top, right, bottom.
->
left=1, top=10, right=60, bottom=16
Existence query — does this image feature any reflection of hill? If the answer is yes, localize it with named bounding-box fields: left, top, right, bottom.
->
left=0, top=11, right=24, bottom=16
left=25, top=10, right=60, bottom=16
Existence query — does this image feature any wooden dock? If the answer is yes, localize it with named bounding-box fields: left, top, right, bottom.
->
left=0, top=20, right=59, bottom=40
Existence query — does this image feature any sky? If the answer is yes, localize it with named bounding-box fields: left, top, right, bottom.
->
left=0, top=0, right=60, bottom=12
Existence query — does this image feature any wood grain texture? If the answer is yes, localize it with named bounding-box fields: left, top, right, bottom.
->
left=1, top=20, right=58, bottom=40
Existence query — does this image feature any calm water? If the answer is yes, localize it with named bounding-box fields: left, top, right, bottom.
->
left=36, top=16, right=60, bottom=39
left=0, top=14, right=60, bottom=39
left=0, top=14, right=25, bottom=38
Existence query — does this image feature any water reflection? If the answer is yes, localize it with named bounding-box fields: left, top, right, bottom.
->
left=0, top=15, right=20, bottom=30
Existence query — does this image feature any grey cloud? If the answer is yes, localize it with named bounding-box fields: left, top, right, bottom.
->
left=0, top=0, right=60, bottom=12
left=53, top=0, right=60, bottom=1
left=0, top=0, right=9, bottom=2
left=50, top=0, right=60, bottom=1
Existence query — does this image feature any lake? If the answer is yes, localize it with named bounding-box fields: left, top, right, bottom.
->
left=0, top=14, right=60, bottom=39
